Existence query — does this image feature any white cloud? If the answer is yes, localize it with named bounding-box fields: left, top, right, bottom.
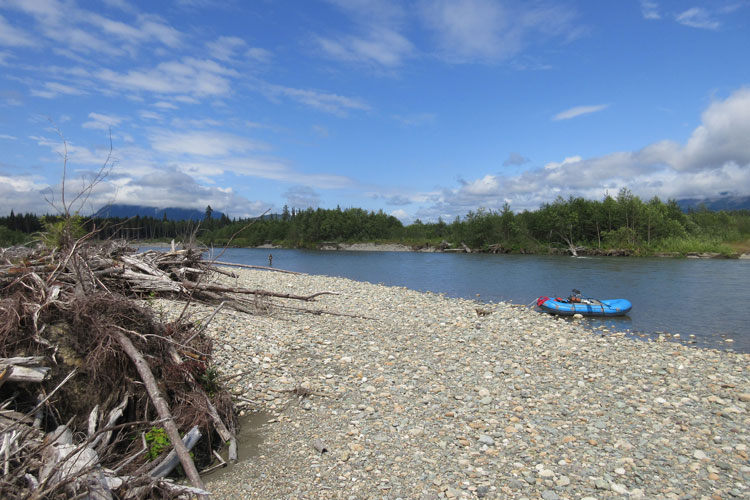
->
left=390, top=208, right=409, bottom=222
left=676, top=7, right=720, bottom=30
left=205, top=36, right=270, bottom=64
left=316, top=0, right=413, bottom=69
left=0, top=174, right=50, bottom=214
left=138, top=110, right=163, bottom=121
left=419, top=0, right=580, bottom=63
left=316, top=28, right=414, bottom=68
left=96, top=57, right=236, bottom=97
left=0, top=133, right=17, bottom=140
left=669, top=88, right=750, bottom=171
left=154, top=101, right=178, bottom=109
left=640, top=1, right=660, bottom=20
left=543, top=156, right=581, bottom=171
left=460, top=174, right=501, bottom=196
left=246, top=47, right=271, bottom=63
left=417, top=88, right=750, bottom=218
left=149, top=130, right=269, bottom=157
left=1, top=0, right=182, bottom=58
left=206, top=36, right=246, bottom=62
left=0, top=13, right=36, bottom=46
left=30, top=81, right=87, bottom=98
left=552, top=104, right=609, bottom=121
left=82, top=112, right=123, bottom=130
left=265, top=84, right=370, bottom=116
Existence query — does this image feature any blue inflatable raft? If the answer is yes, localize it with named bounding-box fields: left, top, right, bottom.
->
left=536, top=295, right=632, bottom=317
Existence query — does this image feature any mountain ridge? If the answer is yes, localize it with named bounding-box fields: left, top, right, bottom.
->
left=94, top=204, right=225, bottom=221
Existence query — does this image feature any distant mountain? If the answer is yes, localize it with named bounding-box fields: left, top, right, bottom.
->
left=94, top=204, right=225, bottom=221
left=676, top=195, right=750, bottom=212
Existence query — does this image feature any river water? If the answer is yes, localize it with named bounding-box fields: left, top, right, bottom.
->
left=151, top=247, right=750, bottom=353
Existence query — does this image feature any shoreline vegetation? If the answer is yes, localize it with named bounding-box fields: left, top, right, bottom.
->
left=2, top=189, right=750, bottom=257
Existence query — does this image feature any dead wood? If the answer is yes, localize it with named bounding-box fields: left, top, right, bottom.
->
left=113, top=329, right=206, bottom=493
left=213, top=261, right=304, bottom=275
left=182, top=279, right=339, bottom=301
left=1, top=234, right=342, bottom=498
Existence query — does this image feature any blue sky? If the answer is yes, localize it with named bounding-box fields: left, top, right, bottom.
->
left=1, top=0, right=749, bottom=222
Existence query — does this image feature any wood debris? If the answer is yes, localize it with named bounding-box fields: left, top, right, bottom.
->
left=0, top=238, right=337, bottom=499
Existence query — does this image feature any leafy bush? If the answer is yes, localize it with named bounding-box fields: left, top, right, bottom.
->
left=145, top=426, right=171, bottom=460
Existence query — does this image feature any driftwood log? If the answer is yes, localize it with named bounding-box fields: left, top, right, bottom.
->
left=113, top=330, right=206, bottom=494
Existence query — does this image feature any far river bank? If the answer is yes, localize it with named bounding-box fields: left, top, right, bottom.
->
left=144, top=239, right=750, bottom=259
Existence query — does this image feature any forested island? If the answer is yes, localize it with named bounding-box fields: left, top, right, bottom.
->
left=2, top=189, right=749, bottom=257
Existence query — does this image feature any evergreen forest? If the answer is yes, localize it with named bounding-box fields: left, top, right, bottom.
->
left=2, top=189, right=749, bottom=256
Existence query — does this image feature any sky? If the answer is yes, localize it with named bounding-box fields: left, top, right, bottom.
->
left=1, top=0, right=749, bottom=223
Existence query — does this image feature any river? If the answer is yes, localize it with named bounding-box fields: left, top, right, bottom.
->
left=146, top=247, right=750, bottom=353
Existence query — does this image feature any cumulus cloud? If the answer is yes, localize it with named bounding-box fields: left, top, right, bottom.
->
left=389, top=208, right=409, bottom=222
left=0, top=174, right=49, bottom=214
left=416, top=88, right=750, bottom=219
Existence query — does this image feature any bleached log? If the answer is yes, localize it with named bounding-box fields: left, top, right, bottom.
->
left=120, top=270, right=186, bottom=293
left=0, top=356, right=46, bottom=365
left=40, top=425, right=114, bottom=500
left=93, top=393, right=129, bottom=451
left=214, top=260, right=303, bottom=274
left=182, top=279, right=338, bottom=301
left=113, top=330, right=206, bottom=494
left=147, top=426, right=202, bottom=479
left=88, top=405, right=99, bottom=438
left=122, top=477, right=212, bottom=499
left=119, top=255, right=172, bottom=280
left=1, top=364, right=50, bottom=383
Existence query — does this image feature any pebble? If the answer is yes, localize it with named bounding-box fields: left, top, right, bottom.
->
left=154, top=268, right=750, bottom=500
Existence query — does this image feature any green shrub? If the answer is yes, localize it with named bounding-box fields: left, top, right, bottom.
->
left=145, top=426, right=171, bottom=460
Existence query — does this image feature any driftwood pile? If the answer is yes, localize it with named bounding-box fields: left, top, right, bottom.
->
left=0, top=239, right=329, bottom=499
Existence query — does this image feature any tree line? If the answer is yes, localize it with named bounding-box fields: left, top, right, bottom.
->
left=2, top=189, right=749, bottom=255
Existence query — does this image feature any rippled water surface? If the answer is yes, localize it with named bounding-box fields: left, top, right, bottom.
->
left=147, top=247, right=750, bottom=353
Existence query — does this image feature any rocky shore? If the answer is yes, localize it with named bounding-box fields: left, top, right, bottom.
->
left=157, top=268, right=749, bottom=499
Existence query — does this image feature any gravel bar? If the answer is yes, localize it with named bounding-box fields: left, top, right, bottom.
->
left=157, top=268, right=749, bottom=500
